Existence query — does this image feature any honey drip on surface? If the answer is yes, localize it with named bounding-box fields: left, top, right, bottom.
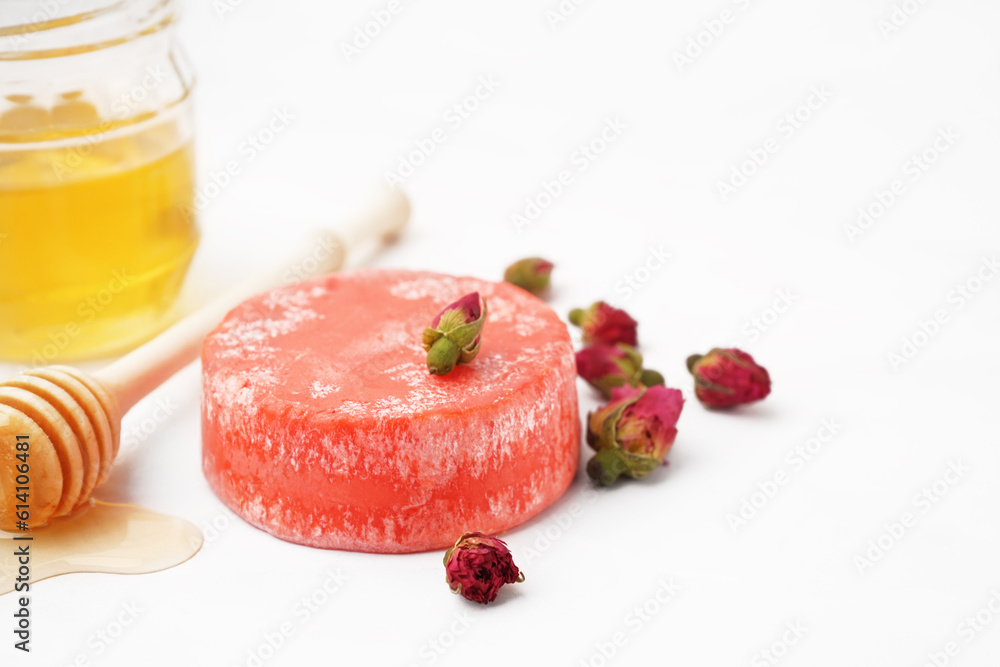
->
left=0, top=500, right=202, bottom=595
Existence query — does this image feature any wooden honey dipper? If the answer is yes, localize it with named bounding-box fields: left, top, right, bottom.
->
left=0, top=186, right=410, bottom=531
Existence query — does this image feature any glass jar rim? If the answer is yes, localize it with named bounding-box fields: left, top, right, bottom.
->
left=0, top=0, right=176, bottom=61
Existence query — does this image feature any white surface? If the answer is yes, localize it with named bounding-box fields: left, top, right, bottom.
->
left=4, top=1, right=1000, bottom=665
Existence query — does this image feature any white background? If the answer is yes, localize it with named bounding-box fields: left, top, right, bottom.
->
left=4, top=0, right=1000, bottom=665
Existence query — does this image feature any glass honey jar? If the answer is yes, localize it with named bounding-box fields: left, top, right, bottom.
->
left=0, top=0, right=198, bottom=362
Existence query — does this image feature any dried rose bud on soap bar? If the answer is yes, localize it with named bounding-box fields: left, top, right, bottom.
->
left=202, top=269, right=580, bottom=553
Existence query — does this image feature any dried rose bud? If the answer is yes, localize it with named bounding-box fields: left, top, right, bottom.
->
left=686, top=348, right=771, bottom=409
left=575, top=343, right=664, bottom=398
left=568, top=301, right=638, bottom=347
left=444, top=531, right=524, bottom=604
left=586, top=384, right=684, bottom=486
left=423, top=292, right=487, bottom=375
left=503, top=257, right=554, bottom=295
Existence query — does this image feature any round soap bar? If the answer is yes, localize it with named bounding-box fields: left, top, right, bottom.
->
left=201, top=269, right=580, bottom=553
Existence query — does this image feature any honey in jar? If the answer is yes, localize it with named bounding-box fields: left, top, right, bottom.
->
left=0, top=0, right=198, bottom=362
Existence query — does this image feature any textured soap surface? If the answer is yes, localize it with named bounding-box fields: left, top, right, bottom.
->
left=201, top=269, right=580, bottom=553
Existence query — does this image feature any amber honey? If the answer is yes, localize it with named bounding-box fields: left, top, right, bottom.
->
left=0, top=500, right=203, bottom=595
left=0, top=97, right=199, bottom=362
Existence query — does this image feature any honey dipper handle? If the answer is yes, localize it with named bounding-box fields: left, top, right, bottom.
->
left=95, top=186, right=411, bottom=414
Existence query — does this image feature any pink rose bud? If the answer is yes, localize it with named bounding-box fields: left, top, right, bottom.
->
left=504, top=257, right=554, bottom=295
left=423, top=292, right=487, bottom=376
left=586, top=384, right=684, bottom=486
left=568, top=301, right=638, bottom=347
left=686, top=348, right=771, bottom=408
left=575, top=343, right=665, bottom=398
left=444, top=531, right=524, bottom=604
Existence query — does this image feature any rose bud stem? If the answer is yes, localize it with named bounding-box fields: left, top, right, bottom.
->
left=686, top=354, right=703, bottom=373
left=640, top=369, right=665, bottom=387
left=427, top=337, right=459, bottom=375
left=587, top=448, right=628, bottom=486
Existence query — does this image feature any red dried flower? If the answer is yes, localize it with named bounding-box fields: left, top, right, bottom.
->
left=686, top=348, right=771, bottom=408
left=568, top=302, right=638, bottom=347
left=423, top=293, right=487, bottom=376
left=575, top=343, right=664, bottom=398
left=586, top=384, right=684, bottom=486
left=444, top=532, right=524, bottom=604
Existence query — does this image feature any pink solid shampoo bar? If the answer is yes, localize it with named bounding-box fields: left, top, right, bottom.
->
left=201, top=269, right=580, bottom=553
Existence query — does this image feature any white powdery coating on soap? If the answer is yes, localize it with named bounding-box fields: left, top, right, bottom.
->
left=487, top=476, right=544, bottom=519
left=487, top=293, right=549, bottom=336
left=311, top=351, right=570, bottom=493
left=212, top=287, right=322, bottom=360
left=388, top=276, right=463, bottom=301
left=203, top=364, right=278, bottom=430
left=310, top=381, right=337, bottom=399
left=270, top=283, right=552, bottom=417
left=203, top=269, right=580, bottom=552
left=329, top=342, right=559, bottom=420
